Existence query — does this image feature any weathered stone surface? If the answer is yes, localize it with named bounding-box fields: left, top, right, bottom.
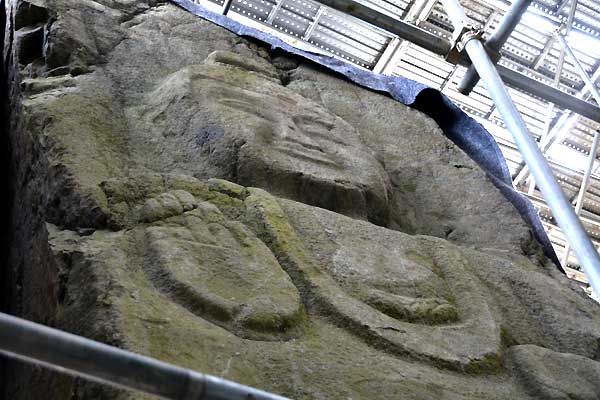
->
left=128, top=55, right=390, bottom=225
left=506, top=345, right=600, bottom=399
left=2, top=1, right=600, bottom=399
left=286, top=65, right=536, bottom=254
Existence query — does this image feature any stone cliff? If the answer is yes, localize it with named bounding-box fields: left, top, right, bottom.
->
left=2, top=1, right=600, bottom=399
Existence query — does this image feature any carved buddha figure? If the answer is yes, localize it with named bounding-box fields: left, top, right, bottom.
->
left=126, top=50, right=472, bottom=344
left=129, top=50, right=391, bottom=225
left=46, top=34, right=600, bottom=400
left=7, top=1, right=600, bottom=398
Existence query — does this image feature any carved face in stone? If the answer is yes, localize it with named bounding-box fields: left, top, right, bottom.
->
left=130, top=51, right=390, bottom=224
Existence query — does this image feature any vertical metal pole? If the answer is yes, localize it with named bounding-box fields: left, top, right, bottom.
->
left=439, top=0, right=600, bottom=297
left=222, top=0, right=234, bottom=15
left=520, top=0, right=576, bottom=191
left=556, top=28, right=600, bottom=269
left=457, top=0, right=532, bottom=94
left=562, top=131, right=600, bottom=266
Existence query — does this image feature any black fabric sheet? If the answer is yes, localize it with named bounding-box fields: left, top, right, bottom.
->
left=170, top=0, right=563, bottom=270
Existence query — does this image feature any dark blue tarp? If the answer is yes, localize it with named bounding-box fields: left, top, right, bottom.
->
left=170, top=0, right=562, bottom=270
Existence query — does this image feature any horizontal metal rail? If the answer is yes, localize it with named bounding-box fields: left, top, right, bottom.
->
left=0, top=312, right=288, bottom=400
left=494, top=65, right=599, bottom=122
left=313, top=0, right=600, bottom=123
left=313, top=0, right=451, bottom=56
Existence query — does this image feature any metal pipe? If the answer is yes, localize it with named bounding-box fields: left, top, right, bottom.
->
left=512, top=65, right=600, bottom=186
left=457, top=0, right=532, bottom=94
left=494, top=65, right=600, bottom=122
left=0, top=312, right=288, bottom=400
left=439, top=0, right=600, bottom=296
left=562, top=131, right=600, bottom=266
left=558, top=34, right=600, bottom=105
left=522, top=0, right=576, bottom=191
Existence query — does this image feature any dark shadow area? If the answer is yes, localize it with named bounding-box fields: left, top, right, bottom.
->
left=0, top=0, right=8, bottom=316
left=0, top=0, right=12, bottom=397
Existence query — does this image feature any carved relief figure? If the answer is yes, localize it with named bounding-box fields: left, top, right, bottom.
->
left=5, top=2, right=600, bottom=399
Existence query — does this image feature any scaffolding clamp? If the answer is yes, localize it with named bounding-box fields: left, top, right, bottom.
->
left=446, top=23, right=485, bottom=64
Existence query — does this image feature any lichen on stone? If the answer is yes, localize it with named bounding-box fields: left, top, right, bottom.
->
left=3, top=1, right=600, bottom=399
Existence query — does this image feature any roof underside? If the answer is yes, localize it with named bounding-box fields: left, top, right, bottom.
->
left=195, top=0, right=600, bottom=291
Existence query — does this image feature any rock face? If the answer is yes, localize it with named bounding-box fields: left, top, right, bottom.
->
left=2, top=1, right=600, bottom=399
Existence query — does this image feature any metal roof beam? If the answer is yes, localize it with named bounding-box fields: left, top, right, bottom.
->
left=313, top=0, right=451, bottom=55
left=512, top=63, right=600, bottom=186
left=313, top=0, right=600, bottom=122
left=495, top=65, right=599, bottom=121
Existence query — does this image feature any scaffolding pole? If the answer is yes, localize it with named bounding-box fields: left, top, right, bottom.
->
left=0, top=312, right=288, bottom=400
left=438, top=0, right=600, bottom=296
left=557, top=34, right=600, bottom=106
left=308, top=0, right=451, bottom=55
left=562, top=131, right=600, bottom=266
left=457, top=0, right=532, bottom=95
left=517, top=0, right=578, bottom=193
left=556, top=31, right=600, bottom=268
left=493, top=65, right=599, bottom=122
